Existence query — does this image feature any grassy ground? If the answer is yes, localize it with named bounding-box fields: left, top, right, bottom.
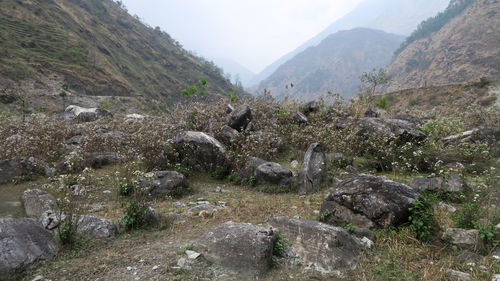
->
left=5, top=164, right=495, bottom=281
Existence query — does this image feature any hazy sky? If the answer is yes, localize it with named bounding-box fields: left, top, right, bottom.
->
left=122, top=0, right=364, bottom=73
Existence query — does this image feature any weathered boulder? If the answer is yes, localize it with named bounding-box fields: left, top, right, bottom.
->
left=255, top=162, right=295, bottom=186
left=192, top=221, right=277, bottom=275
left=356, top=117, right=426, bottom=144
left=75, top=215, right=117, bottom=238
left=173, top=131, right=228, bottom=172
left=22, top=189, right=57, bottom=218
left=218, top=125, right=239, bottom=144
left=409, top=173, right=466, bottom=193
left=320, top=174, right=418, bottom=229
left=0, top=218, right=58, bottom=277
left=139, top=171, right=189, bottom=197
left=228, top=104, right=252, bottom=131
left=0, top=157, right=52, bottom=184
left=239, top=157, right=268, bottom=179
left=267, top=217, right=361, bottom=273
left=443, top=127, right=500, bottom=146
left=83, top=152, right=120, bottom=168
left=58, top=105, right=112, bottom=122
left=442, top=228, right=479, bottom=249
left=298, top=143, right=327, bottom=194
left=66, top=135, right=84, bottom=146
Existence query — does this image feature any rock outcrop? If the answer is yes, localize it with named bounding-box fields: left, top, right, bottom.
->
left=139, top=171, right=189, bottom=197
left=0, top=218, right=58, bottom=277
left=268, top=216, right=361, bottom=273
left=298, top=143, right=327, bottom=194
left=192, top=221, right=276, bottom=275
left=320, top=174, right=418, bottom=229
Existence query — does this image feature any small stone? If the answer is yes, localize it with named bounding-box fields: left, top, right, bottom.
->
left=177, top=257, right=187, bottom=267
left=138, top=259, right=145, bottom=263
left=313, top=210, right=320, bottom=214
left=478, top=265, right=488, bottom=272
left=31, top=276, right=44, bottom=281
left=197, top=198, right=206, bottom=202
left=492, top=274, right=500, bottom=281
left=446, top=269, right=471, bottom=281
left=215, top=186, right=222, bottom=193
left=133, top=271, right=138, bottom=275
left=197, top=201, right=210, bottom=205
left=173, top=202, right=187, bottom=208
left=218, top=201, right=227, bottom=207
left=152, top=265, right=159, bottom=270
left=291, top=160, right=299, bottom=169
left=186, top=250, right=201, bottom=260
left=438, top=202, right=457, bottom=213
left=103, top=190, right=111, bottom=194
left=361, top=237, right=374, bottom=249
left=495, top=223, right=500, bottom=235
left=127, top=266, right=133, bottom=271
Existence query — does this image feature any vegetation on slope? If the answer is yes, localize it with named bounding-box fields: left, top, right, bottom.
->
left=0, top=0, right=239, bottom=101
left=394, top=0, right=474, bottom=56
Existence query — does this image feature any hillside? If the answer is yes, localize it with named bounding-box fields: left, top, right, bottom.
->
left=386, top=0, right=500, bottom=91
left=255, top=28, right=404, bottom=101
left=248, top=0, right=449, bottom=87
left=0, top=0, right=239, bottom=103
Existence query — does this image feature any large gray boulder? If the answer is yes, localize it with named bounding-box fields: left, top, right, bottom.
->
left=173, top=131, right=228, bottom=173
left=22, top=189, right=57, bottom=218
left=0, top=218, right=58, bottom=277
left=228, top=104, right=252, bottom=131
left=192, top=221, right=277, bottom=275
left=298, top=143, right=327, bottom=194
left=239, top=157, right=268, bottom=180
left=139, top=171, right=189, bottom=197
left=409, top=173, right=466, bottom=193
left=0, top=157, right=52, bottom=184
left=356, top=117, right=426, bottom=144
left=320, top=174, right=418, bottom=229
left=267, top=217, right=361, bottom=273
left=75, top=215, right=117, bottom=238
left=255, top=162, right=295, bottom=186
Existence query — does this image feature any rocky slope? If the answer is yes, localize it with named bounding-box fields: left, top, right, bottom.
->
left=256, top=28, right=404, bottom=100
left=248, top=0, right=449, bottom=87
left=386, top=0, right=500, bottom=91
left=0, top=0, right=239, bottom=102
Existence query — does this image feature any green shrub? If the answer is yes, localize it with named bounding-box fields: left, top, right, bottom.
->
left=120, top=200, right=148, bottom=230
left=272, top=231, right=289, bottom=264
left=375, top=95, right=388, bottom=110
left=408, top=195, right=438, bottom=241
left=451, top=202, right=479, bottom=229
left=117, top=180, right=133, bottom=196
left=478, top=224, right=497, bottom=248
left=58, top=219, right=77, bottom=246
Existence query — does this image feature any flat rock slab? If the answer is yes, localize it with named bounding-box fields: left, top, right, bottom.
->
left=409, top=173, right=466, bottom=193
left=320, top=174, right=418, bottom=229
left=22, top=189, right=57, bottom=218
left=255, top=162, right=295, bottom=186
left=268, top=216, right=361, bottom=274
left=192, top=221, right=276, bottom=275
left=442, top=228, right=479, bottom=249
left=0, top=218, right=58, bottom=277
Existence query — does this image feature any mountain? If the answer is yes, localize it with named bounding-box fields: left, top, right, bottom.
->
left=248, top=0, right=449, bottom=87
left=386, top=0, right=500, bottom=91
left=212, top=57, right=255, bottom=87
left=255, top=28, right=404, bottom=101
left=0, top=0, right=238, bottom=102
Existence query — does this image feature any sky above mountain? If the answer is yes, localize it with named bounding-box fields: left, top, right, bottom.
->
left=122, top=0, right=364, bottom=73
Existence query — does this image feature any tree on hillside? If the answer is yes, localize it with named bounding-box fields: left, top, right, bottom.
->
left=360, top=68, right=392, bottom=95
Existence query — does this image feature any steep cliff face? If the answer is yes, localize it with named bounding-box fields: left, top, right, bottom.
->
left=386, top=0, right=500, bottom=91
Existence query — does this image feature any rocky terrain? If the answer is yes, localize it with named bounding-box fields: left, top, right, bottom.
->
left=0, top=82, right=499, bottom=280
